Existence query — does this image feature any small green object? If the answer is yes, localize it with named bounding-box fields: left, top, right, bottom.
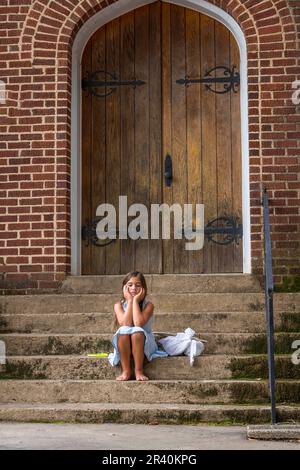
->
left=87, top=353, right=109, bottom=357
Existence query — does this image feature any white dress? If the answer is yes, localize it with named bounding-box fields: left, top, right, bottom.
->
left=108, top=296, right=168, bottom=366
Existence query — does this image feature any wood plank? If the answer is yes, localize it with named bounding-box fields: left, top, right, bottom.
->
left=170, top=4, right=188, bottom=273
left=201, top=15, right=218, bottom=273
left=215, top=21, right=233, bottom=272
left=120, top=11, right=135, bottom=273
left=186, top=9, right=203, bottom=273
left=230, top=34, right=243, bottom=272
left=134, top=5, right=150, bottom=273
left=90, top=27, right=106, bottom=274
left=81, top=39, right=92, bottom=274
left=149, top=0, right=163, bottom=273
left=162, top=2, right=173, bottom=273
left=105, top=18, right=121, bottom=274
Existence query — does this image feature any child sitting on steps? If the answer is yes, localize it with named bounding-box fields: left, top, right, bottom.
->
left=108, top=271, right=168, bottom=381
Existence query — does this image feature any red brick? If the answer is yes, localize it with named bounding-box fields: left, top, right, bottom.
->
left=20, top=265, right=42, bottom=272
left=6, top=256, right=29, bottom=264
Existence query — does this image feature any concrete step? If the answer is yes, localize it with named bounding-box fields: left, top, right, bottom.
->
left=0, top=355, right=298, bottom=380
left=61, top=274, right=262, bottom=294
left=1, top=293, right=299, bottom=315
left=0, top=402, right=299, bottom=425
left=0, top=379, right=299, bottom=405
left=1, top=311, right=299, bottom=334
left=1, top=332, right=299, bottom=356
left=0, top=292, right=264, bottom=314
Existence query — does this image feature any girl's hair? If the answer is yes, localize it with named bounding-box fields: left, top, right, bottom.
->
left=114, top=271, right=148, bottom=326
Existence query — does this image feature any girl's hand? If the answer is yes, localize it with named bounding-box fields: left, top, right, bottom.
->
left=133, top=287, right=145, bottom=302
left=123, top=284, right=132, bottom=301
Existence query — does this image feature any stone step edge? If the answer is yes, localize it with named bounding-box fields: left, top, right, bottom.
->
left=1, top=292, right=268, bottom=297
left=4, top=292, right=300, bottom=298
left=0, top=402, right=275, bottom=408
left=2, top=311, right=299, bottom=319
left=0, top=402, right=299, bottom=422
left=1, top=332, right=296, bottom=337
left=2, top=354, right=293, bottom=359
left=0, top=402, right=299, bottom=411
left=0, top=402, right=300, bottom=411
left=0, top=378, right=299, bottom=384
left=1, top=309, right=298, bottom=316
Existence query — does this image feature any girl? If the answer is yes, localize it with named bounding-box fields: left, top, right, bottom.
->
left=108, top=271, right=168, bottom=381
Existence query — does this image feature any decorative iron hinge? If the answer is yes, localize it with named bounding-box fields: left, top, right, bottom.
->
left=82, top=70, right=146, bottom=98
left=176, top=66, right=240, bottom=94
left=181, top=216, right=243, bottom=245
left=82, top=216, right=243, bottom=247
left=204, top=216, right=243, bottom=245
left=82, top=218, right=119, bottom=247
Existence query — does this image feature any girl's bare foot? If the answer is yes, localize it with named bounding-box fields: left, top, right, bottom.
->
left=135, top=370, right=149, bottom=381
left=116, top=370, right=132, bottom=381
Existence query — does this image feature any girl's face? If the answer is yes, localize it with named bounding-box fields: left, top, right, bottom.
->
left=126, top=277, right=143, bottom=297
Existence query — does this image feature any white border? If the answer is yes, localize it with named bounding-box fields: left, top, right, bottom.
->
left=71, top=0, right=251, bottom=274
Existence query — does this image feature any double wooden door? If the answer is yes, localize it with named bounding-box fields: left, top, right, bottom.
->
left=81, top=1, right=243, bottom=274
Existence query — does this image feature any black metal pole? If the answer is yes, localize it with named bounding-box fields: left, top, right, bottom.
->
left=263, top=189, right=277, bottom=424
left=265, top=284, right=277, bottom=424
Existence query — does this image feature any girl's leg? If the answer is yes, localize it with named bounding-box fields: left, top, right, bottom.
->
left=131, top=332, right=149, bottom=381
left=116, top=334, right=132, bottom=381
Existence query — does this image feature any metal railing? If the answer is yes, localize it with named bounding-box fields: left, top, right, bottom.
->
left=262, top=188, right=276, bottom=424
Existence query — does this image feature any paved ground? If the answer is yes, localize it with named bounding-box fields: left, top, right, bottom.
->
left=0, top=422, right=299, bottom=450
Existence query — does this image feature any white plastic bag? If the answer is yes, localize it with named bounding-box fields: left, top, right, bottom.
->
left=158, top=328, right=205, bottom=366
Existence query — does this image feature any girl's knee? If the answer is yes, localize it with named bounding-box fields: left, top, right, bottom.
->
left=117, top=334, right=131, bottom=345
left=131, top=332, right=145, bottom=343
left=131, top=331, right=144, bottom=338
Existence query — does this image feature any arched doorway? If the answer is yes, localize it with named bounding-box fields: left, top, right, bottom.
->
left=71, top=0, right=251, bottom=275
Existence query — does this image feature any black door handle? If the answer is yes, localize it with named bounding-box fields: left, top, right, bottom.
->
left=164, top=154, right=172, bottom=186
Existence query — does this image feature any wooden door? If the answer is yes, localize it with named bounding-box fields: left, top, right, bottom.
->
left=81, top=1, right=243, bottom=275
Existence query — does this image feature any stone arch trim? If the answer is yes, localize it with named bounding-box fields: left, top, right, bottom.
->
left=19, top=0, right=297, bottom=61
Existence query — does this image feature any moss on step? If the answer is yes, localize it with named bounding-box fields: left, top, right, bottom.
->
left=38, top=336, right=112, bottom=355
left=273, top=334, right=299, bottom=355
left=198, top=387, right=220, bottom=398
left=229, top=356, right=268, bottom=379
left=18, top=417, right=254, bottom=426
left=228, top=380, right=300, bottom=404
left=170, top=408, right=271, bottom=425
left=81, top=337, right=111, bottom=354
left=101, top=409, right=123, bottom=423
left=221, top=409, right=270, bottom=425
left=23, top=324, right=33, bottom=334
left=0, top=360, right=47, bottom=380
left=40, top=337, right=73, bottom=355
left=229, top=356, right=300, bottom=380
left=1, top=405, right=299, bottom=425
left=274, top=276, right=300, bottom=293
left=192, top=420, right=248, bottom=426
left=0, top=317, right=8, bottom=332
left=242, top=334, right=299, bottom=354
left=229, top=381, right=268, bottom=403
left=3, top=416, right=296, bottom=425
left=278, top=312, right=300, bottom=332
left=248, top=300, right=264, bottom=311
left=276, top=381, right=300, bottom=403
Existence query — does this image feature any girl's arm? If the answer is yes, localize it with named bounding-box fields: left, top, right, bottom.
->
left=132, top=298, right=154, bottom=327
left=114, top=298, right=134, bottom=326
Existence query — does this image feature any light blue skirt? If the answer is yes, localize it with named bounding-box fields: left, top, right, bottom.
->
left=108, top=325, right=168, bottom=366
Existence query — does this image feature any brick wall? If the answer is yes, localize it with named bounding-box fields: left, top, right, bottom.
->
left=0, top=0, right=299, bottom=293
